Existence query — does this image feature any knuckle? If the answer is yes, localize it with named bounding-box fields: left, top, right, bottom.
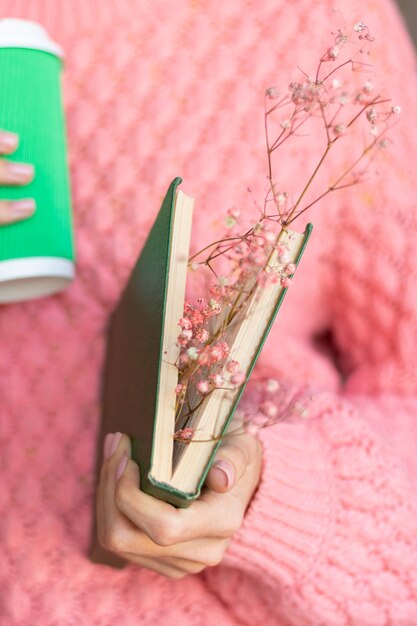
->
left=99, top=523, right=127, bottom=554
left=149, top=518, right=181, bottom=547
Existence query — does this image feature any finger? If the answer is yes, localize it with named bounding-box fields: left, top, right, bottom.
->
left=118, top=518, right=230, bottom=565
left=0, top=130, right=18, bottom=155
left=114, top=458, right=244, bottom=543
left=100, top=432, right=132, bottom=514
left=96, top=432, right=132, bottom=548
left=0, top=199, right=36, bottom=225
left=205, top=431, right=261, bottom=493
left=121, top=553, right=192, bottom=579
left=124, top=552, right=210, bottom=574
left=139, top=555, right=207, bottom=576
left=0, top=158, right=34, bottom=185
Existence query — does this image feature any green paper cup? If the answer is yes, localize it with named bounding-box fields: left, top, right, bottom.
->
left=0, top=18, right=74, bottom=303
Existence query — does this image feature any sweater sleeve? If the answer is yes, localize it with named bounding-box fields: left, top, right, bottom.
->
left=203, top=2, right=417, bottom=624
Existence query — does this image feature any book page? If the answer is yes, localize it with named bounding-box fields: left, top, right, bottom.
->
left=150, top=190, right=194, bottom=482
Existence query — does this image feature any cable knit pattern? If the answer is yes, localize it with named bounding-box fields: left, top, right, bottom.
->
left=1, top=1, right=417, bottom=625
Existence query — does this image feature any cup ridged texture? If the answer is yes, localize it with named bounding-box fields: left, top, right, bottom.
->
left=0, top=47, right=73, bottom=264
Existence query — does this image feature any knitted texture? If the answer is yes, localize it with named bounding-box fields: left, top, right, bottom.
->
left=1, top=1, right=417, bottom=625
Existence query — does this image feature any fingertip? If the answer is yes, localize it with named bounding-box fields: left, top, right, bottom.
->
left=102, top=432, right=132, bottom=473
left=206, top=459, right=235, bottom=492
left=0, top=131, right=19, bottom=154
left=115, top=455, right=129, bottom=481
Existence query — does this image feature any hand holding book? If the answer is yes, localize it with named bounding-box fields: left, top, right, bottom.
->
left=95, top=430, right=262, bottom=575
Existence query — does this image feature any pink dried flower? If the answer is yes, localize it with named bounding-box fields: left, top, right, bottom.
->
left=231, top=371, right=245, bottom=386
left=197, top=380, right=210, bottom=394
left=226, top=359, right=240, bottom=373
left=284, top=263, right=296, bottom=275
left=266, top=378, right=280, bottom=392
left=180, top=329, right=193, bottom=341
left=198, top=349, right=211, bottom=366
left=260, top=401, right=278, bottom=419
left=328, top=45, right=340, bottom=60
left=175, top=384, right=184, bottom=395
left=174, top=428, right=196, bottom=443
left=196, top=328, right=209, bottom=343
left=219, top=342, right=230, bottom=358
left=179, top=316, right=192, bottom=330
left=210, top=373, right=225, bottom=387
left=280, top=276, right=292, bottom=288
left=209, top=344, right=223, bottom=362
left=264, top=230, right=277, bottom=244
left=177, top=336, right=189, bottom=348
left=228, top=207, right=241, bottom=219
left=248, top=250, right=266, bottom=266
left=276, top=243, right=290, bottom=263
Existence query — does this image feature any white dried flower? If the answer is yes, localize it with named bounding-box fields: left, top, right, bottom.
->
left=186, top=347, right=199, bottom=360
left=354, top=21, right=366, bottom=32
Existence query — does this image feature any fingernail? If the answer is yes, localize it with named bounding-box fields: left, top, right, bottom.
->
left=103, top=433, right=115, bottom=460
left=109, top=431, right=122, bottom=457
left=212, top=460, right=234, bottom=488
left=116, top=455, right=128, bottom=481
left=6, top=162, right=34, bottom=182
left=0, top=131, right=18, bottom=151
left=11, top=199, right=36, bottom=215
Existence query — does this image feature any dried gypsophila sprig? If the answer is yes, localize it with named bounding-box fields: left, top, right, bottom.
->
left=263, top=21, right=400, bottom=227
left=173, top=21, right=399, bottom=444
left=174, top=378, right=311, bottom=443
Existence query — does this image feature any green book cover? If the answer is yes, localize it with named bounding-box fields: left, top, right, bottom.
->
left=91, top=178, right=312, bottom=565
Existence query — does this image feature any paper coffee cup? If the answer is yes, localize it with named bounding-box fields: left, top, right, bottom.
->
left=0, top=18, right=74, bottom=303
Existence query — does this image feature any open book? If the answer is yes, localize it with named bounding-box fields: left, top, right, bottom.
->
left=98, top=178, right=312, bottom=507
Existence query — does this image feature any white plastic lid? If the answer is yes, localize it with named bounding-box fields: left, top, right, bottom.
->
left=0, top=18, right=63, bottom=58
left=0, top=257, right=74, bottom=303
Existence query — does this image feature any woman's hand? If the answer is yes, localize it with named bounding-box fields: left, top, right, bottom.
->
left=96, top=430, right=263, bottom=578
left=0, top=129, right=35, bottom=225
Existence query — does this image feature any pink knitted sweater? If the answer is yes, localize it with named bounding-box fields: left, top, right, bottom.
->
left=1, top=1, right=417, bottom=624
